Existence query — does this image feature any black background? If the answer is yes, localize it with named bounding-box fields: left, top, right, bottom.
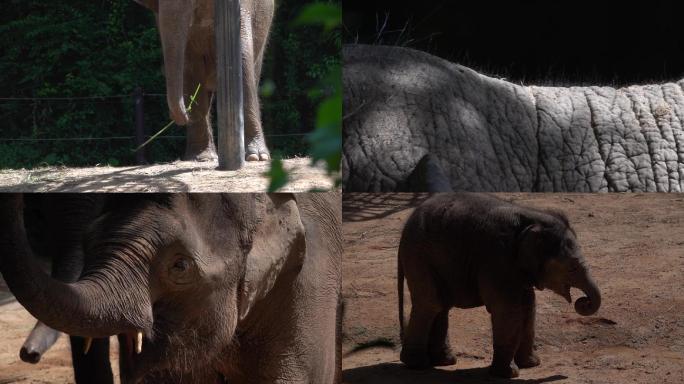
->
left=343, top=0, right=684, bottom=85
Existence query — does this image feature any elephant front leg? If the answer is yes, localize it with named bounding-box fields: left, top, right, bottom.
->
left=183, top=87, right=218, bottom=162
left=241, top=13, right=270, bottom=162
left=489, top=309, right=523, bottom=378
left=428, top=309, right=456, bottom=366
left=514, top=289, right=541, bottom=369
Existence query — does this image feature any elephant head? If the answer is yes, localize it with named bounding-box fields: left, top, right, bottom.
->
left=516, top=210, right=601, bottom=316
left=0, top=194, right=306, bottom=382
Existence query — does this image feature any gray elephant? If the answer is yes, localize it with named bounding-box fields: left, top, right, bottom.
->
left=343, top=44, right=684, bottom=192
left=0, top=193, right=341, bottom=383
left=397, top=193, right=601, bottom=378
left=134, top=0, right=273, bottom=161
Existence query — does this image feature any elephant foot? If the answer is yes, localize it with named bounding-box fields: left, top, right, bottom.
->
left=515, top=352, right=541, bottom=368
left=246, top=135, right=270, bottom=162
left=429, top=344, right=457, bottom=366
left=489, top=362, right=519, bottom=378
left=183, top=146, right=218, bottom=162
left=400, top=346, right=431, bottom=370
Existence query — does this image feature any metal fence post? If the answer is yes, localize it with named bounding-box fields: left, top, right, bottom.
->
left=216, top=0, right=245, bottom=170
left=134, top=87, right=146, bottom=165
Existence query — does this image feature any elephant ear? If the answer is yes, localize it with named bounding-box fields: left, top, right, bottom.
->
left=238, top=194, right=306, bottom=321
left=133, top=0, right=159, bottom=12
left=516, top=222, right=561, bottom=286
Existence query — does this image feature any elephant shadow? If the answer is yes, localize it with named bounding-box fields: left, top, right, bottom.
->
left=343, top=362, right=568, bottom=384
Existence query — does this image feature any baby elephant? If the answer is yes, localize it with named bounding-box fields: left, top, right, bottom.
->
left=398, top=193, right=601, bottom=378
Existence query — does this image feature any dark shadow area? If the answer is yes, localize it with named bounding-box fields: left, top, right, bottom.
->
left=344, top=363, right=568, bottom=384
left=342, top=193, right=430, bottom=222
left=344, top=0, right=684, bottom=86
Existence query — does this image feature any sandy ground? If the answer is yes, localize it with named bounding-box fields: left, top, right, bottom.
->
left=0, top=158, right=335, bottom=192
left=0, top=282, right=122, bottom=383
left=342, top=193, right=684, bottom=384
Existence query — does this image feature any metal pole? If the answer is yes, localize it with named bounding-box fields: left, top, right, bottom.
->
left=216, top=0, right=245, bottom=170
left=134, top=87, right=146, bottom=164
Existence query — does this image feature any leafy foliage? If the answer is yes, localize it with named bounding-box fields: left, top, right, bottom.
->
left=267, top=1, right=342, bottom=190
left=0, top=0, right=340, bottom=169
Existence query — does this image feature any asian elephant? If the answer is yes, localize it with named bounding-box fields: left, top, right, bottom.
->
left=0, top=193, right=342, bottom=383
left=397, top=193, right=601, bottom=378
left=343, top=44, right=684, bottom=192
left=133, top=0, right=273, bottom=162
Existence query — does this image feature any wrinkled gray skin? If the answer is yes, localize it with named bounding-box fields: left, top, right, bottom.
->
left=398, top=193, right=601, bottom=378
left=344, top=44, right=684, bottom=192
left=134, top=0, right=273, bottom=161
left=0, top=193, right=341, bottom=384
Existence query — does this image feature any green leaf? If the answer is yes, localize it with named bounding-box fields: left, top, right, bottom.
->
left=293, top=3, right=341, bottom=32
left=265, top=156, right=289, bottom=192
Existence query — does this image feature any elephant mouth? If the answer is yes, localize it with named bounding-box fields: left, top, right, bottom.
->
left=555, top=284, right=572, bottom=304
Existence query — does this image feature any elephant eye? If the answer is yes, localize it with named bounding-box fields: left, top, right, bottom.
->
left=168, top=255, right=197, bottom=285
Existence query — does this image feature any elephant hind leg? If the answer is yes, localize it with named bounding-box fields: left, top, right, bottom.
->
left=404, top=154, right=452, bottom=192
left=400, top=258, right=445, bottom=370
left=428, top=309, right=456, bottom=366
left=400, top=304, right=439, bottom=370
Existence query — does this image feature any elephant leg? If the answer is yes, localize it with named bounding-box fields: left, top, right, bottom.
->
left=428, top=308, right=456, bottom=366
left=70, top=336, right=113, bottom=384
left=241, top=13, right=269, bottom=161
left=489, top=309, right=523, bottom=378
left=405, top=154, right=453, bottom=192
left=20, top=321, right=61, bottom=364
left=515, top=289, right=541, bottom=369
left=400, top=304, right=439, bottom=370
left=182, top=84, right=218, bottom=162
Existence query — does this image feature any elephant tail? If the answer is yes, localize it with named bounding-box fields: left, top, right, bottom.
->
left=398, top=248, right=405, bottom=341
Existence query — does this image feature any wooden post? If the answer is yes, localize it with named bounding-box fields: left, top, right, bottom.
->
left=134, top=87, right=147, bottom=165
left=216, top=0, right=245, bottom=170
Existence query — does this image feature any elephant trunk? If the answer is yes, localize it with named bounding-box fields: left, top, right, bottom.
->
left=0, top=195, right=147, bottom=338
left=572, top=264, right=601, bottom=316
left=158, top=1, right=193, bottom=126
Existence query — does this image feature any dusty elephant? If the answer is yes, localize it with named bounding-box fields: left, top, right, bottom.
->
left=0, top=193, right=341, bottom=383
left=343, top=44, right=684, bottom=192
left=134, top=0, right=273, bottom=161
left=397, top=193, right=601, bottom=378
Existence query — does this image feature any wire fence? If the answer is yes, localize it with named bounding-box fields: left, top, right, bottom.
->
left=0, top=92, right=311, bottom=165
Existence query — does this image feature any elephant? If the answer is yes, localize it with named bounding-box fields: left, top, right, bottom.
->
left=0, top=193, right=341, bottom=383
left=343, top=44, right=684, bottom=192
left=133, top=0, right=273, bottom=162
left=397, top=193, right=601, bottom=378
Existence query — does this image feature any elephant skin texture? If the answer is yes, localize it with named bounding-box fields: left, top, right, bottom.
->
left=343, top=44, right=684, bottom=192
left=397, top=193, right=601, bottom=378
left=0, top=193, right=341, bottom=384
left=134, top=0, right=273, bottom=161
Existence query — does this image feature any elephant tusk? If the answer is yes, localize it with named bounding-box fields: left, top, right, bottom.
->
left=135, top=331, right=143, bottom=354
left=83, top=337, right=93, bottom=355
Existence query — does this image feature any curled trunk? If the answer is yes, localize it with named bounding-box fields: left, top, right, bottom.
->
left=573, top=265, right=601, bottom=316
left=0, top=195, right=145, bottom=338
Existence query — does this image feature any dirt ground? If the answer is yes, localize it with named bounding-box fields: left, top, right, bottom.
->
left=342, top=193, right=684, bottom=384
left=0, top=157, right=334, bottom=192
left=0, top=280, right=122, bottom=383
